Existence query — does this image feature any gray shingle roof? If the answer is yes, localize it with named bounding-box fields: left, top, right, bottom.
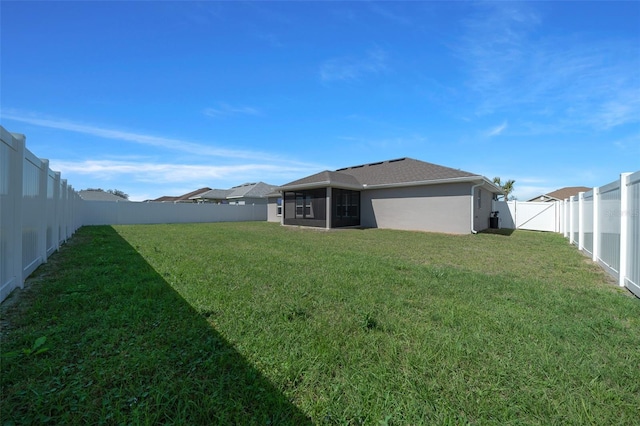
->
left=527, top=186, right=592, bottom=202
left=78, top=190, right=130, bottom=202
left=280, top=157, right=480, bottom=190
left=282, top=170, right=361, bottom=189
left=192, top=182, right=278, bottom=200
left=337, top=157, right=476, bottom=185
left=227, top=182, right=279, bottom=199
left=175, top=187, right=212, bottom=201
left=194, top=188, right=232, bottom=200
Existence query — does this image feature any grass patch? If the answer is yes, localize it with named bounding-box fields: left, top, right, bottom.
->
left=2, top=222, right=639, bottom=424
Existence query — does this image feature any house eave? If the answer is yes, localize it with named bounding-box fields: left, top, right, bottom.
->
left=279, top=176, right=503, bottom=194
left=363, top=176, right=503, bottom=193
left=279, top=181, right=363, bottom=192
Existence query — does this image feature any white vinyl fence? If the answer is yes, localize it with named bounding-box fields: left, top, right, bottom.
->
left=562, top=172, right=640, bottom=297
left=493, top=172, right=639, bottom=297
left=1, top=125, right=269, bottom=303
left=1, top=128, right=82, bottom=303
left=492, top=200, right=563, bottom=232
left=83, top=200, right=266, bottom=225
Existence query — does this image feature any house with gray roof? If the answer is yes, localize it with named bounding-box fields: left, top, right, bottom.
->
left=191, top=182, right=278, bottom=205
left=527, top=186, right=591, bottom=202
left=271, top=157, right=502, bottom=234
left=79, top=190, right=130, bottom=202
left=149, top=187, right=212, bottom=203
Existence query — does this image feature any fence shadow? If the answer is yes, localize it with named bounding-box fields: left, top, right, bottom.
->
left=2, top=226, right=311, bottom=424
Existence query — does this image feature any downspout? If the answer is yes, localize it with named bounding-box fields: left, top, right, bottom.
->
left=470, top=182, right=483, bottom=234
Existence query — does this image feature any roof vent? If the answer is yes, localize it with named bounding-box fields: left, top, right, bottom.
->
left=388, top=158, right=406, bottom=163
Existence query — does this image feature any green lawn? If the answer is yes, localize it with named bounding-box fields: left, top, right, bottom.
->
left=2, top=222, right=639, bottom=425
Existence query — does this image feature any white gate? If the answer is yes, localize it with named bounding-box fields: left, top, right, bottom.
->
left=492, top=201, right=560, bottom=232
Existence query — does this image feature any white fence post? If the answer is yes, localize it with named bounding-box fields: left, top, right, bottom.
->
left=52, top=171, right=61, bottom=252
left=619, top=173, right=631, bottom=287
left=11, top=134, right=25, bottom=289
left=592, top=186, right=600, bottom=263
left=578, top=192, right=584, bottom=251
left=569, top=196, right=575, bottom=244
left=563, top=198, right=571, bottom=238
left=61, top=179, right=68, bottom=242
left=38, top=159, right=49, bottom=264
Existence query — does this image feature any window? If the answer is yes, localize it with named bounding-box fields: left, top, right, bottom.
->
left=334, top=189, right=360, bottom=219
left=296, top=195, right=304, bottom=217
left=305, top=195, right=312, bottom=217
left=477, top=189, right=482, bottom=209
left=276, top=197, right=282, bottom=216
left=284, top=189, right=326, bottom=226
left=295, top=195, right=314, bottom=218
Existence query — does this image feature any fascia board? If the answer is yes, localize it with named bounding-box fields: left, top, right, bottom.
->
left=280, top=176, right=502, bottom=193
left=280, top=181, right=364, bottom=191
left=368, top=176, right=504, bottom=194
left=362, top=176, right=494, bottom=191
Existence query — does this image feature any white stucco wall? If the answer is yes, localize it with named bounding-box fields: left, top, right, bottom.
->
left=360, top=183, right=472, bottom=234
left=266, top=197, right=281, bottom=223
left=473, top=186, right=494, bottom=232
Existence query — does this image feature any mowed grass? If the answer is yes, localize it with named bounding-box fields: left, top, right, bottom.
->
left=2, top=222, right=639, bottom=425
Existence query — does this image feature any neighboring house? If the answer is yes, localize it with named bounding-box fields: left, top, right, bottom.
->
left=78, top=190, right=130, bottom=202
left=150, top=187, right=212, bottom=203
left=527, top=186, right=591, bottom=202
left=272, top=157, right=502, bottom=234
left=149, top=196, right=179, bottom=202
left=191, top=182, right=278, bottom=205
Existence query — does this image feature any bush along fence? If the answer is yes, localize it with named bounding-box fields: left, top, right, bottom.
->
left=562, top=172, right=640, bottom=298
left=1, top=127, right=83, bottom=303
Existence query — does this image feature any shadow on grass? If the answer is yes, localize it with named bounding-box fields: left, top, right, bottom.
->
left=479, top=227, right=515, bottom=236
left=0, top=226, right=311, bottom=424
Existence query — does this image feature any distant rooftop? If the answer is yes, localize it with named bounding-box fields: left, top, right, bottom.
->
left=527, top=186, right=592, bottom=202
left=191, top=182, right=278, bottom=201
left=78, top=190, right=130, bottom=202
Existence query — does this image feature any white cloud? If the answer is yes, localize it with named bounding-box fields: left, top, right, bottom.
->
left=486, top=121, right=508, bottom=137
left=455, top=3, right=640, bottom=130
left=1, top=110, right=284, bottom=162
left=320, top=47, right=388, bottom=82
left=203, top=103, right=262, bottom=118
left=49, top=159, right=311, bottom=185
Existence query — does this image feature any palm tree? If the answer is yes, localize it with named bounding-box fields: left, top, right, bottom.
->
left=493, top=177, right=516, bottom=201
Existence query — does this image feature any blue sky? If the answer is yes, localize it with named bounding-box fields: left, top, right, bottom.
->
left=2, top=1, right=639, bottom=201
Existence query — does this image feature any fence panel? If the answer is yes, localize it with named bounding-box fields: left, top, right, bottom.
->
left=22, top=150, right=43, bottom=277
left=516, top=202, right=557, bottom=232
left=582, top=191, right=594, bottom=255
left=625, top=172, right=640, bottom=297
left=0, top=126, right=82, bottom=303
left=492, top=200, right=558, bottom=232
left=597, top=180, right=621, bottom=277
left=82, top=201, right=267, bottom=226
left=571, top=197, right=580, bottom=245
left=0, top=128, right=20, bottom=302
